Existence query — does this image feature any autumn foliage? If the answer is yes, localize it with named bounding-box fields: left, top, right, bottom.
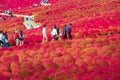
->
left=0, top=0, right=120, bottom=80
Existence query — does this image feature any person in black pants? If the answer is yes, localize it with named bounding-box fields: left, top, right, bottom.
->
left=68, top=23, right=72, bottom=39
left=3, top=32, right=9, bottom=48
left=0, top=30, right=3, bottom=47
left=63, top=25, right=67, bottom=39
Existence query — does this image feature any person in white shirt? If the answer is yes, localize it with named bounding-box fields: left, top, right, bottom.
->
left=51, top=26, right=57, bottom=40
left=42, top=25, right=48, bottom=42
left=0, top=30, right=3, bottom=47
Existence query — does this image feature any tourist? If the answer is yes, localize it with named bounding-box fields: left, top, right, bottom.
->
left=57, top=27, right=60, bottom=40
left=57, top=27, right=62, bottom=40
left=9, top=10, right=14, bottom=18
left=51, top=25, right=57, bottom=40
left=45, top=0, right=49, bottom=4
left=0, top=30, right=3, bottom=47
left=41, top=0, right=45, bottom=3
left=59, top=28, right=62, bottom=40
left=63, top=25, right=67, bottom=39
left=14, top=30, right=19, bottom=46
left=2, top=15, right=6, bottom=20
left=68, top=23, right=72, bottom=39
left=50, top=27, right=53, bottom=40
left=42, top=25, right=48, bottom=42
left=3, top=31, right=9, bottom=48
left=41, top=0, right=49, bottom=4
left=19, top=30, right=24, bottom=46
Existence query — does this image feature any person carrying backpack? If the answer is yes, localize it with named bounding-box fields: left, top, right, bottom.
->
left=19, top=30, right=24, bottom=46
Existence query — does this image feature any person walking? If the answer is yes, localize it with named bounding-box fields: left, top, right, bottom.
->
left=59, top=28, right=62, bottom=40
left=45, top=0, right=49, bottom=3
left=0, top=30, right=3, bottom=48
left=57, top=27, right=60, bottom=40
left=41, top=0, right=49, bottom=4
left=19, top=30, right=24, bottom=46
left=51, top=25, right=57, bottom=40
left=68, top=23, right=72, bottom=39
left=57, top=27, right=62, bottom=40
left=41, top=0, right=45, bottom=3
left=63, top=25, right=67, bottom=39
left=3, top=31, right=9, bottom=48
left=14, top=30, right=19, bottom=46
left=42, top=25, right=48, bottom=42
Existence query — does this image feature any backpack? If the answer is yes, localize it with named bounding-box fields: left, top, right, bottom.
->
left=19, top=33, right=23, bottom=39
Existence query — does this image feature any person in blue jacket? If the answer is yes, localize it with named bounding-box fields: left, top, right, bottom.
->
left=63, top=25, right=67, bottom=39
left=68, top=23, right=72, bottom=39
left=3, top=31, right=9, bottom=48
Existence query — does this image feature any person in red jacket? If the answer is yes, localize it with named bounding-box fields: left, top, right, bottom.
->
left=14, top=30, right=19, bottom=46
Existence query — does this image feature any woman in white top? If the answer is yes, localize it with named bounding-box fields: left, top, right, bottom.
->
left=51, top=26, right=57, bottom=40
left=0, top=30, right=3, bottom=47
left=42, top=25, right=48, bottom=42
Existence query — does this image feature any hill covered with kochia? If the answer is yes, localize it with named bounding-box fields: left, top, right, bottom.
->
left=0, top=0, right=56, bottom=10
left=0, top=0, right=120, bottom=80
left=0, top=0, right=120, bottom=40
left=0, top=34, right=120, bottom=80
left=0, top=0, right=119, bottom=44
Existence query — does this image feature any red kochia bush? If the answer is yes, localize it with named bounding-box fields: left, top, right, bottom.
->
left=0, top=0, right=120, bottom=80
left=0, top=73, right=9, bottom=80
left=0, top=34, right=120, bottom=80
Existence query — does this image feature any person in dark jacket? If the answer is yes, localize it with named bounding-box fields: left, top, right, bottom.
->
left=3, top=31, right=9, bottom=48
left=68, top=23, right=72, bottom=39
left=19, top=30, right=24, bottom=46
left=63, top=25, right=67, bottom=39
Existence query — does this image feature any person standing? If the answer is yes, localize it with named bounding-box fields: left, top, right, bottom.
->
left=59, top=28, right=62, bottom=40
left=3, top=31, right=9, bottom=48
left=57, top=26, right=62, bottom=40
left=68, top=23, right=72, bottom=39
left=63, top=25, right=67, bottom=39
left=51, top=25, right=57, bottom=40
left=57, top=27, right=60, bottom=40
left=0, top=30, right=3, bottom=47
left=42, top=25, right=48, bottom=42
left=45, top=0, right=49, bottom=3
left=41, top=0, right=49, bottom=4
left=14, top=30, right=19, bottom=46
left=41, top=0, right=45, bottom=3
left=19, top=30, right=24, bottom=46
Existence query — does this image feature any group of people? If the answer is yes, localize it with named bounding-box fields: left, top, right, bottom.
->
left=42, top=23, right=72, bottom=42
left=0, top=23, right=72, bottom=48
left=0, top=31, right=9, bottom=48
left=14, top=30, right=24, bottom=46
left=0, top=10, right=14, bottom=21
left=41, top=0, right=49, bottom=4
left=0, top=30, right=24, bottom=48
